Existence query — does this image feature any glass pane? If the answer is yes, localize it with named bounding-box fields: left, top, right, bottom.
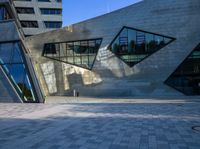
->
left=9, top=64, right=25, bottom=85
left=112, top=36, right=119, bottom=54
left=0, top=43, right=12, bottom=64
left=0, top=6, right=11, bottom=20
left=12, top=43, right=24, bottom=63
left=23, top=76, right=35, bottom=101
left=110, top=27, right=174, bottom=67
left=74, top=56, right=81, bottom=65
left=0, top=42, right=37, bottom=102
left=0, top=7, right=3, bottom=20
left=165, top=44, right=200, bottom=95
left=42, top=39, right=102, bottom=69
left=128, top=29, right=136, bottom=54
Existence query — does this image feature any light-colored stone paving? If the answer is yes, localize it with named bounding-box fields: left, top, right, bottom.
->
left=0, top=98, right=200, bottom=149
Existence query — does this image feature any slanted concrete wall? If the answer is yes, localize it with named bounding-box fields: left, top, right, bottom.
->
left=26, top=0, right=200, bottom=97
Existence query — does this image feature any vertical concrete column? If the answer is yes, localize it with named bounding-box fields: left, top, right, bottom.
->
left=54, top=62, right=64, bottom=95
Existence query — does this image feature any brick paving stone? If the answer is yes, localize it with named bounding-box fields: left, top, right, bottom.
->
left=0, top=99, right=199, bottom=149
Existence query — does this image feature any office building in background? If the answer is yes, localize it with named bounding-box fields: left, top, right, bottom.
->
left=13, top=0, right=62, bottom=36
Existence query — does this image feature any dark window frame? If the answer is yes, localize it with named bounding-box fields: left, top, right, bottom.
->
left=0, top=40, right=39, bottom=103
left=15, top=7, right=35, bottom=14
left=20, top=20, right=38, bottom=28
left=164, top=44, right=200, bottom=96
left=108, top=26, right=176, bottom=67
left=42, top=38, right=103, bottom=70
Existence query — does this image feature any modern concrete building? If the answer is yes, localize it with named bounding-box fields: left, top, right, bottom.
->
left=12, top=0, right=62, bottom=36
left=0, top=0, right=200, bottom=103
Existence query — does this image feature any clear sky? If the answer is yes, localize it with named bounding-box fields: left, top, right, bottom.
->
left=62, top=0, right=142, bottom=26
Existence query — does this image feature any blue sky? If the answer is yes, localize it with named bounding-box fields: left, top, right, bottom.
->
left=62, top=0, right=142, bottom=26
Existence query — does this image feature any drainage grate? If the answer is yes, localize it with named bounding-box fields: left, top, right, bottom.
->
left=191, top=126, right=200, bottom=132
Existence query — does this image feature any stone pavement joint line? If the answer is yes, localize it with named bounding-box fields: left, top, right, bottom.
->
left=0, top=99, right=200, bottom=149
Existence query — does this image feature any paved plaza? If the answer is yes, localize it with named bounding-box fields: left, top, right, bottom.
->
left=0, top=98, right=200, bottom=149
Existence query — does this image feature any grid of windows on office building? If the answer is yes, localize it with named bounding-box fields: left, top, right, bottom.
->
left=109, top=27, right=174, bottom=67
left=0, top=42, right=38, bottom=103
left=0, top=6, right=11, bottom=20
left=43, top=39, right=102, bottom=69
left=165, top=44, right=200, bottom=96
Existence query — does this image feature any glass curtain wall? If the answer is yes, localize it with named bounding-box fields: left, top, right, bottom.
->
left=109, top=27, right=175, bottom=67
left=0, top=6, right=11, bottom=21
left=165, top=44, right=200, bottom=95
left=43, top=39, right=102, bottom=70
left=0, top=42, right=38, bottom=102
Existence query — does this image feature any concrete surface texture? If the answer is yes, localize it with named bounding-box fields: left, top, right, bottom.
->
left=13, top=0, right=62, bottom=36
left=26, top=0, right=200, bottom=98
left=0, top=98, right=200, bottom=149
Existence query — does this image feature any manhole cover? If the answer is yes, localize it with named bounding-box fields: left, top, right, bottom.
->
left=192, top=126, right=200, bottom=132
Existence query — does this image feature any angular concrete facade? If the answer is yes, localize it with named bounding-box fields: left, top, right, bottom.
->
left=25, top=0, right=200, bottom=98
left=1, top=0, right=200, bottom=103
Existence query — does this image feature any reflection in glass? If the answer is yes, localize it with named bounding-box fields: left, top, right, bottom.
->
left=109, top=27, right=174, bottom=67
left=43, top=38, right=102, bottom=69
left=165, top=44, right=200, bottom=95
left=0, top=6, right=11, bottom=21
left=0, top=42, right=37, bottom=102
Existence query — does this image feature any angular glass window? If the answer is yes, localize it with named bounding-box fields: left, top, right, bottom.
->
left=165, top=44, right=200, bottom=96
left=42, top=38, right=102, bottom=70
left=109, top=26, right=175, bottom=67
left=0, top=42, right=38, bottom=103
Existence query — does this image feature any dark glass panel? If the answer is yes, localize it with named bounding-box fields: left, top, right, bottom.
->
left=0, top=6, right=11, bottom=21
left=22, top=75, right=35, bottom=101
left=128, top=30, right=136, bottom=54
left=12, top=43, right=24, bottom=63
left=43, top=39, right=102, bottom=69
left=40, top=8, right=62, bottom=15
left=0, top=42, right=37, bottom=102
left=109, top=27, right=175, bottom=67
left=20, top=21, right=38, bottom=28
left=0, top=43, right=13, bottom=63
left=44, top=21, right=62, bottom=28
left=16, top=7, right=35, bottom=14
left=44, top=43, right=57, bottom=54
left=165, top=44, right=200, bottom=95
